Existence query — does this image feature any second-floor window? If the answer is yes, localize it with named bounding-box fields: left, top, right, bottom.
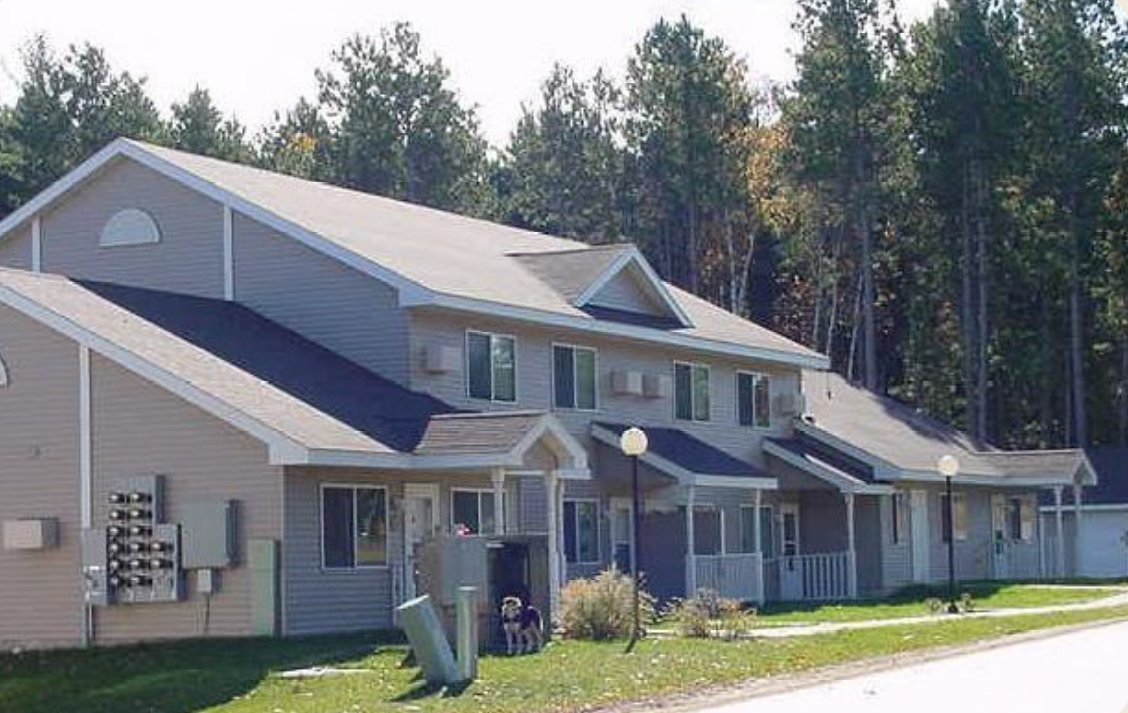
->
left=674, top=361, right=710, bottom=422
left=553, top=344, right=597, bottom=411
left=467, top=331, right=516, bottom=402
left=737, top=372, right=772, bottom=428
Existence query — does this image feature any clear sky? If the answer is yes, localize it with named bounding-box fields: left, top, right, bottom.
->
left=1, top=0, right=948, bottom=146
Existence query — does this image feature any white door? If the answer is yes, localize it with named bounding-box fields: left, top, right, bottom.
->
left=991, top=494, right=1010, bottom=579
left=610, top=497, right=633, bottom=573
left=402, top=483, right=439, bottom=600
left=910, top=490, right=930, bottom=582
left=779, top=503, right=802, bottom=600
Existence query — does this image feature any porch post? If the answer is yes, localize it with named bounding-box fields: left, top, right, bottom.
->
left=1053, top=486, right=1065, bottom=578
left=546, top=470, right=561, bottom=619
left=1072, top=484, right=1083, bottom=578
left=753, top=488, right=764, bottom=604
left=685, top=485, right=697, bottom=596
left=844, top=492, right=858, bottom=599
left=490, top=468, right=506, bottom=535
left=753, top=489, right=763, bottom=555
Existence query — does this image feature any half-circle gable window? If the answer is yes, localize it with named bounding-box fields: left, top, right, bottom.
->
left=99, top=208, right=161, bottom=247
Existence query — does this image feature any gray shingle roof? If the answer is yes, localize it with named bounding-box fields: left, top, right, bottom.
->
left=414, top=412, right=547, bottom=456
left=122, top=141, right=825, bottom=367
left=0, top=269, right=561, bottom=461
left=510, top=245, right=632, bottom=303
left=802, top=369, right=1089, bottom=481
left=594, top=422, right=769, bottom=479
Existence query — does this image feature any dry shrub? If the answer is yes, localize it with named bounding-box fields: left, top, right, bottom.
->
left=560, top=568, right=655, bottom=640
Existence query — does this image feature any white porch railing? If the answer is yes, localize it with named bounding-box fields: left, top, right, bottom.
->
left=775, top=552, right=853, bottom=601
left=691, top=553, right=764, bottom=602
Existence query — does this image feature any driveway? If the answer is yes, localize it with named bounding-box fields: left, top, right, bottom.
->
left=699, top=620, right=1128, bottom=713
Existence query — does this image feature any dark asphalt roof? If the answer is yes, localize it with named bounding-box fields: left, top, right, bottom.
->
left=766, top=435, right=876, bottom=483
left=594, top=422, right=768, bottom=478
left=79, top=280, right=459, bottom=452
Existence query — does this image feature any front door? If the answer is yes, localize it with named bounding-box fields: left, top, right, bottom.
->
left=402, top=483, right=439, bottom=600
left=610, top=498, right=633, bottom=573
left=910, top=490, right=930, bottom=582
left=779, top=503, right=802, bottom=600
left=991, top=494, right=1010, bottom=579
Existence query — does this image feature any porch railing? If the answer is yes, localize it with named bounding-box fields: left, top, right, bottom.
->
left=774, top=552, right=853, bottom=601
left=691, top=552, right=764, bottom=603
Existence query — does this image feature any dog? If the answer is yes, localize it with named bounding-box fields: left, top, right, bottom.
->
left=500, top=595, right=544, bottom=655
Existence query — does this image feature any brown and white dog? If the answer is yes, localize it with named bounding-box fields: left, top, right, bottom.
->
left=500, top=595, right=544, bottom=655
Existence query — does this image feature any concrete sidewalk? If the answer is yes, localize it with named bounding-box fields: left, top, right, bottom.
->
left=744, top=589, right=1128, bottom=639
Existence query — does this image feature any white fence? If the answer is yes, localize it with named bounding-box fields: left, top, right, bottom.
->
left=775, top=552, right=853, bottom=601
left=691, top=553, right=764, bottom=602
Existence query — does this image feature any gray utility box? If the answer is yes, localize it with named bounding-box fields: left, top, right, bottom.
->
left=415, top=534, right=550, bottom=651
left=181, top=501, right=236, bottom=569
left=99, top=475, right=182, bottom=604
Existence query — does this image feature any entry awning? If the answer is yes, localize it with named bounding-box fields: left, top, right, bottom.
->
left=764, top=437, right=892, bottom=495
left=591, top=422, right=776, bottom=490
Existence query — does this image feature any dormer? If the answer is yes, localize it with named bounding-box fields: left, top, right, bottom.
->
left=511, top=245, right=693, bottom=329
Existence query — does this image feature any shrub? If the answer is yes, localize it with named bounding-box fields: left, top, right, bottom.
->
left=960, top=591, right=976, bottom=613
left=560, top=568, right=655, bottom=640
left=924, top=597, right=944, bottom=614
left=664, top=589, right=755, bottom=639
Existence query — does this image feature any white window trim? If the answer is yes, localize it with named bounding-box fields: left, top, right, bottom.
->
left=940, top=491, right=969, bottom=542
left=450, top=487, right=506, bottom=534
left=552, top=343, right=599, bottom=413
left=465, top=329, right=518, bottom=403
left=673, top=360, right=711, bottom=423
left=891, top=491, right=909, bottom=545
left=99, top=208, right=162, bottom=247
left=692, top=503, right=725, bottom=555
left=735, top=370, right=772, bottom=430
left=563, top=497, right=602, bottom=564
left=739, top=503, right=774, bottom=556
left=319, top=483, right=390, bottom=572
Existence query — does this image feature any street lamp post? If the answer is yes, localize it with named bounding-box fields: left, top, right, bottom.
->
left=938, top=455, right=961, bottom=614
left=620, top=426, right=648, bottom=653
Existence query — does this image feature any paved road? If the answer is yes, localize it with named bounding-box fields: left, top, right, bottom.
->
left=703, top=621, right=1128, bottom=713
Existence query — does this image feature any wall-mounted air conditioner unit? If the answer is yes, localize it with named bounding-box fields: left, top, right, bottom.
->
left=422, top=345, right=460, bottom=374
left=774, top=392, right=807, bottom=417
left=610, top=369, right=644, bottom=396
left=642, top=373, right=672, bottom=400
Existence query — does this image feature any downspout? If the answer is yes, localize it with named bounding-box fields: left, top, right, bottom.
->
left=79, top=345, right=93, bottom=647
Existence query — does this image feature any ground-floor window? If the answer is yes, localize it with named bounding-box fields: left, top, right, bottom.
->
left=321, top=484, right=388, bottom=569
left=451, top=489, right=505, bottom=535
left=692, top=505, right=724, bottom=556
left=739, top=505, right=775, bottom=558
left=940, top=492, right=969, bottom=542
left=563, top=499, right=600, bottom=564
left=1008, top=496, right=1036, bottom=541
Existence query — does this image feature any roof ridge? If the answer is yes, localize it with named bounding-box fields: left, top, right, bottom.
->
left=508, top=244, right=635, bottom=258
left=430, top=410, right=547, bottom=420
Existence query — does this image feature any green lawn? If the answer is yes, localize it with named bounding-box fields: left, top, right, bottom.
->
left=754, top=582, right=1124, bottom=625
left=3, top=605, right=1127, bottom=713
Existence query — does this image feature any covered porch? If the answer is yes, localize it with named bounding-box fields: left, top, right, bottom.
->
left=592, top=423, right=776, bottom=604
left=764, top=438, right=892, bottom=602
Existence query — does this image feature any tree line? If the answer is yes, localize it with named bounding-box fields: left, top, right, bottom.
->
left=1, top=0, right=1126, bottom=451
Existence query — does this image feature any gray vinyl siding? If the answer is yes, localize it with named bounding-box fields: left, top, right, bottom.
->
left=0, top=225, right=32, bottom=270
left=233, top=214, right=410, bottom=384
left=0, top=307, right=82, bottom=649
left=588, top=268, right=663, bottom=315
left=281, top=467, right=505, bottom=635
left=854, top=495, right=883, bottom=596
left=409, top=310, right=800, bottom=470
left=40, top=158, right=225, bottom=298
left=89, top=355, right=281, bottom=643
left=926, top=486, right=992, bottom=582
